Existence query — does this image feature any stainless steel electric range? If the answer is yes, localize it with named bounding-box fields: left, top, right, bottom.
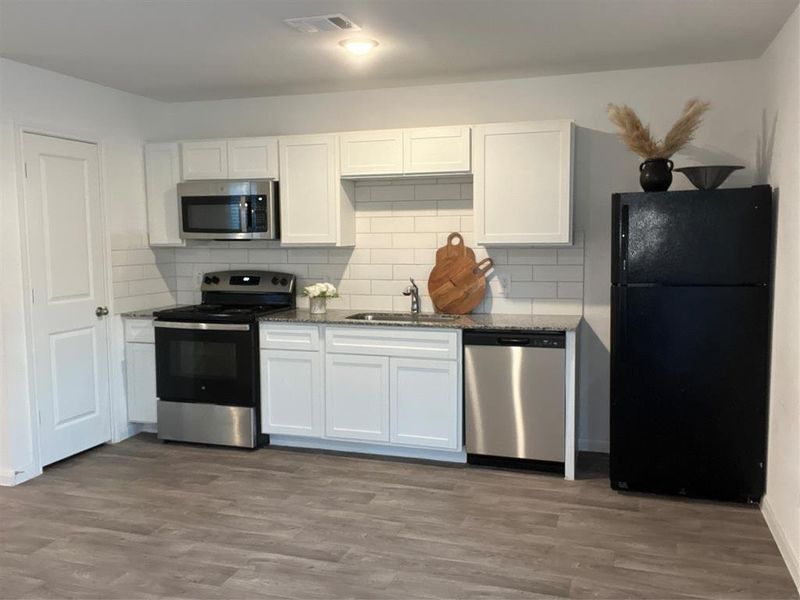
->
left=153, top=270, right=296, bottom=448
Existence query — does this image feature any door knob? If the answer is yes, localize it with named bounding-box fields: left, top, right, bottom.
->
left=95, top=306, right=109, bottom=317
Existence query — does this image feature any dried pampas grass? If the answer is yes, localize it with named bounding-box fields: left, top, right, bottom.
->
left=607, top=99, right=711, bottom=159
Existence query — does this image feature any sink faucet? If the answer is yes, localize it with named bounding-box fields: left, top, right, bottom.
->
left=403, top=278, right=421, bottom=315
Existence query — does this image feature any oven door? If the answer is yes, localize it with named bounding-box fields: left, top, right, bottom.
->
left=154, top=321, right=258, bottom=406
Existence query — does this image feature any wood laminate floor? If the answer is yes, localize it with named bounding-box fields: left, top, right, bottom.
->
left=0, top=434, right=795, bottom=600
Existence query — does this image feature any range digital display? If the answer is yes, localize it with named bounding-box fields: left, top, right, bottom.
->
left=229, top=275, right=260, bottom=286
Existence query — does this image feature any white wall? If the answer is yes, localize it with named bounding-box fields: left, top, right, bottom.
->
left=760, top=7, right=800, bottom=589
left=0, top=58, right=171, bottom=481
left=157, top=60, right=763, bottom=452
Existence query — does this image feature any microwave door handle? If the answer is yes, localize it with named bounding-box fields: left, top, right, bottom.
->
left=239, top=196, right=249, bottom=233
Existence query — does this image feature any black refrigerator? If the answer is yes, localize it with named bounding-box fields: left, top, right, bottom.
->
left=610, top=185, right=772, bottom=504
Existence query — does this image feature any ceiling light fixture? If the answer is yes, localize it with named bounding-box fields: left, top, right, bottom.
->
left=339, top=38, right=379, bottom=56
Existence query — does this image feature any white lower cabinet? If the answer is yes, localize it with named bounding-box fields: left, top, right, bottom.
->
left=260, top=324, right=461, bottom=455
left=124, top=319, right=157, bottom=423
left=260, top=349, right=322, bottom=436
left=390, top=358, right=459, bottom=449
left=325, top=353, right=390, bottom=442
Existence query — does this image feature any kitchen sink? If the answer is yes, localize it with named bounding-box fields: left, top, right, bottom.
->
left=346, top=312, right=460, bottom=323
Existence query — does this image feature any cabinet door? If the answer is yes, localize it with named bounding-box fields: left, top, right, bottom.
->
left=261, top=349, right=322, bottom=436
left=474, top=121, right=573, bottom=245
left=228, top=137, right=279, bottom=180
left=181, top=140, right=228, bottom=180
left=390, top=358, right=459, bottom=449
left=403, top=126, right=471, bottom=174
left=278, top=135, right=339, bottom=245
left=325, top=354, right=390, bottom=442
left=339, top=129, right=403, bottom=177
left=144, top=143, right=184, bottom=246
left=126, top=342, right=157, bottom=423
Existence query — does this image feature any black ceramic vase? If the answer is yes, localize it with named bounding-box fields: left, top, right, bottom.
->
left=639, top=158, right=673, bottom=192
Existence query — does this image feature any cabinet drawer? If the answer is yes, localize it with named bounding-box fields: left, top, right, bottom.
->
left=260, top=323, right=320, bottom=350
left=325, top=326, right=458, bottom=360
left=124, top=319, right=155, bottom=344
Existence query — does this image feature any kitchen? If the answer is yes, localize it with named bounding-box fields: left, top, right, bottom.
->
left=1, top=1, right=799, bottom=598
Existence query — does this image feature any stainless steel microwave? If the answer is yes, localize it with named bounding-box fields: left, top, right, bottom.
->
left=178, top=180, right=279, bottom=240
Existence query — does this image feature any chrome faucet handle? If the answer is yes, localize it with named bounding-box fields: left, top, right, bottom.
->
left=402, top=278, right=421, bottom=314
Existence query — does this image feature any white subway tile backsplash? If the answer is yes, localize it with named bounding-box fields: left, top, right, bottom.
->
left=370, top=217, right=415, bottom=233
left=558, top=282, right=584, bottom=299
left=507, top=249, right=558, bottom=265
left=248, top=249, right=288, bottom=263
left=126, top=179, right=584, bottom=317
left=393, top=232, right=438, bottom=248
left=356, top=233, right=393, bottom=248
left=415, top=183, right=460, bottom=201
left=533, top=265, right=584, bottom=282
left=414, top=216, right=461, bottom=232
left=371, top=249, right=415, bottom=264
left=371, top=185, right=414, bottom=202
left=350, top=264, right=394, bottom=280
left=287, top=249, right=329, bottom=264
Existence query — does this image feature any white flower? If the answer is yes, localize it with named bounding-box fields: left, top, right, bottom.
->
left=303, top=282, right=338, bottom=298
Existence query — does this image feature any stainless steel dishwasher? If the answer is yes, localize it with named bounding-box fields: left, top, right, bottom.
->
left=464, top=330, right=566, bottom=471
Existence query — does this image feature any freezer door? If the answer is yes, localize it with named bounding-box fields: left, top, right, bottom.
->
left=610, top=285, right=769, bottom=502
left=612, top=186, right=772, bottom=285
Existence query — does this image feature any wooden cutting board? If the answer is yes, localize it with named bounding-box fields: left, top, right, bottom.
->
left=429, top=256, right=494, bottom=315
left=435, top=232, right=475, bottom=264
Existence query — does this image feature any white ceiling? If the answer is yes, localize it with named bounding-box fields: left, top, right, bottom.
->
left=0, top=0, right=796, bottom=102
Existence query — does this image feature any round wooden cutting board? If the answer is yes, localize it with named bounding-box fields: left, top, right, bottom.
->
left=428, top=232, right=493, bottom=314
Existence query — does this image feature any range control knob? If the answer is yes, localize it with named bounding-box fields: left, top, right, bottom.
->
left=203, top=276, right=212, bottom=284
left=211, top=276, right=220, bottom=284
left=280, top=278, right=288, bottom=286
left=271, top=276, right=279, bottom=285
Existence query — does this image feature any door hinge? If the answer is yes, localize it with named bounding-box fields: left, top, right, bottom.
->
left=31, top=289, right=35, bottom=304
left=24, top=162, right=28, bottom=178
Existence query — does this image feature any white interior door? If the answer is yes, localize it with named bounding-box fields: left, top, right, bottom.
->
left=23, top=132, right=112, bottom=466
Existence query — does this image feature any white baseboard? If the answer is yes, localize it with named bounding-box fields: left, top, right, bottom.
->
left=0, top=463, right=41, bottom=486
left=578, top=438, right=609, bottom=453
left=269, top=435, right=467, bottom=464
left=762, top=494, right=800, bottom=594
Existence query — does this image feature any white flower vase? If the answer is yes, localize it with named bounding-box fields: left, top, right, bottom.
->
left=310, top=296, right=327, bottom=315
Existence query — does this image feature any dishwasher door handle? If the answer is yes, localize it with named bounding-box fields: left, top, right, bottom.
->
left=496, top=337, right=531, bottom=346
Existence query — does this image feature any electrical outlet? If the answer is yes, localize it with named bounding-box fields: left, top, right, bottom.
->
left=498, top=275, right=511, bottom=295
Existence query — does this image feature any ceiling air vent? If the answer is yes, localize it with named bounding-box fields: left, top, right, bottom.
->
left=284, top=14, right=361, bottom=34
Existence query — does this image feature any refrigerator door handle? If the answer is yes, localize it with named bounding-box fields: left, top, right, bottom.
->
left=620, top=204, right=629, bottom=283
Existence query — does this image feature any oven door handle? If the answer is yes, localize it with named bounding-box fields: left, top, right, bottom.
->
left=154, top=321, right=251, bottom=331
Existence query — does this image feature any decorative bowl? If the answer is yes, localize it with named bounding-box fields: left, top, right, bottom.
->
left=674, top=165, right=744, bottom=191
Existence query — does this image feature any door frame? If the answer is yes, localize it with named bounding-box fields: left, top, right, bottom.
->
left=13, top=122, right=118, bottom=481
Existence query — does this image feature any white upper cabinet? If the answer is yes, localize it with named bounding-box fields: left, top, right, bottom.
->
left=403, top=126, right=471, bottom=174
left=227, top=137, right=279, bottom=179
left=339, top=126, right=471, bottom=177
left=473, top=120, right=574, bottom=246
left=279, top=134, right=355, bottom=246
left=339, top=129, right=403, bottom=177
left=144, top=143, right=184, bottom=246
left=181, top=139, right=228, bottom=180
left=182, top=138, right=279, bottom=180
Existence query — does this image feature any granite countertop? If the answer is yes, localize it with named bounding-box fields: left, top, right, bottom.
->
left=119, top=306, right=179, bottom=319
left=259, top=309, right=582, bottom=332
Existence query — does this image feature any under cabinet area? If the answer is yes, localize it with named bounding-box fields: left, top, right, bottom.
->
left=259, top=323, right=463, bottom=456
left=124, top=319, right=157, bottom=423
